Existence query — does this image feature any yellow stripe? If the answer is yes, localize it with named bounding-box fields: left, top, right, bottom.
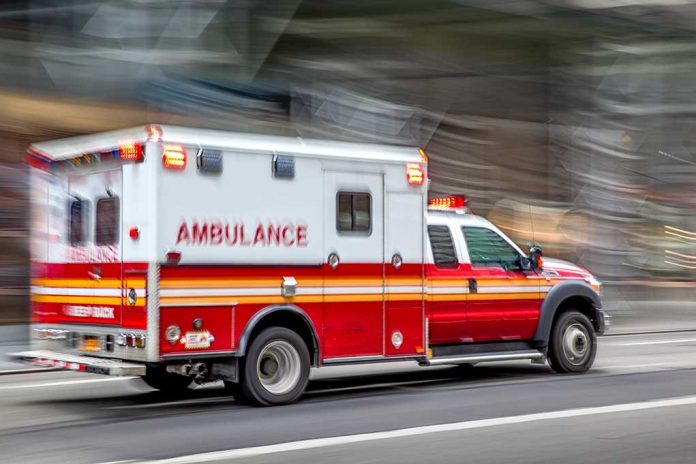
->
left=468, top=293, right=540, bottom=301
left=157, top=292, right=541, bottom=306
left=160, top=295, right=321, bottom=306
left=159, top=278, right=538, bottom=289
left=159, top=278, right=424, bottom=289
left=476, top=280, right=542, bottom=287
left=35, top=276, right=541, bottom=290
left=428, top=294, right=466, bottom=302
left=31, top=278, right=146, bottom=289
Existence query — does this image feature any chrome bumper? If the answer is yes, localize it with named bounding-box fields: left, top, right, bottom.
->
left=12, top=350, right=146, bottom=376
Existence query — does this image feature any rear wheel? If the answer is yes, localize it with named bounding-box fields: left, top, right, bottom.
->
left=548, top=310, right=596, bottom=374
left=239, top=327, right=310, bottom=406
left=141, top=365, right=192, bottom=393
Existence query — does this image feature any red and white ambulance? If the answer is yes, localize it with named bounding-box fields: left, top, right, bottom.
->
left=19, top=125, right=607, bottom=405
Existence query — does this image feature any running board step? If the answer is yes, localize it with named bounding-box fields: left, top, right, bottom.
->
left=420, top=350, right=545, bottom=367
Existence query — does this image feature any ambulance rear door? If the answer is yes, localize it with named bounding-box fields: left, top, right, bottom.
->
left=63, top=167, right=123, bottom=327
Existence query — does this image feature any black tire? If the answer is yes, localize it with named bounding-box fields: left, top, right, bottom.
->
left=239, top=327, right=310, bottom=406
left=141, top=365, right=192, bottom=393
left=548, top=310, right=597, bottom=374
left=223, top=381, right=248, bottom=402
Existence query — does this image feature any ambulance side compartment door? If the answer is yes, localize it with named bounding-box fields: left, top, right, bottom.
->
left=384, top=192, right=424, bottom=356
left=322, top=171, right=384, bottom=359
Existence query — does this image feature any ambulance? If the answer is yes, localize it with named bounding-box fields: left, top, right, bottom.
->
left=19, top=125, right=607, bottom=405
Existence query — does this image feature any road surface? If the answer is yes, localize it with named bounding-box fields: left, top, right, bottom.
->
left=2, top=331, right=696, bottom=463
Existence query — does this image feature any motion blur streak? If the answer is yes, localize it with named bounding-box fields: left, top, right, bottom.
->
left=0, top=3, right=694, bottom=322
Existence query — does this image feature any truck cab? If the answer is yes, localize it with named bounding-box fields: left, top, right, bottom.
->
left=425, top=196, right=606, bottom=372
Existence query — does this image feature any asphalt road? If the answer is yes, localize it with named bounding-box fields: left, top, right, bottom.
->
left=2, top=331, right=696, bottom=463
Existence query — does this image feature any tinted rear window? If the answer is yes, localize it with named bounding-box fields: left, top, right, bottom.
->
left=96, top=197, right=119, bottom=245
left=69, top=199, right=89, bottom=246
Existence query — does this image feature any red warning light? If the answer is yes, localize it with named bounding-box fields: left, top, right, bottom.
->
left=162, top=144, right=186, bottom=170
left=428, top=195, right=468, bottom=211
left=119, top=143, right=144, bottom=162
left=406, top=163, right=424, bottom=185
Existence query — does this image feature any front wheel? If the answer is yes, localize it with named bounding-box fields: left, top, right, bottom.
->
left=548, top=310, right=597, bottom=374
left=239, top=327, right=310, bottom=406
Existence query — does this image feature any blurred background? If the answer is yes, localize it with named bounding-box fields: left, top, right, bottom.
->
left=1, top=0, right=695, bottom=328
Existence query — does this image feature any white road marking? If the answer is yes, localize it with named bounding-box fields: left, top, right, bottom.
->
left=602, top=362, right=675, bottom=370
left=124, top=395, right=696, bottom=464
left=0, top=376, right=134, bottom=390
left=611, top=338, right=696, bottom=346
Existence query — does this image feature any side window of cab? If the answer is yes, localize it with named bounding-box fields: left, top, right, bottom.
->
left=462, top=226, right=520, bottom=270
left=427, top=225, right=458, bottom=268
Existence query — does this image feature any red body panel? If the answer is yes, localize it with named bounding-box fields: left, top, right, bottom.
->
left=426, top=264, right=469, bottom=345
left=384, top=263, right=424, bottom=356
left=465, top=265, right=542, bottom=342
left=322, top=263, right=383, bottom=358
left=31, top=262, right=147, bottom=330
left=33, top=258, right=595, bottom=361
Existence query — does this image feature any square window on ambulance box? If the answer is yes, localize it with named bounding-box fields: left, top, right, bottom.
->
left=69, top=199, right=89, bottom=246
left=96, top=197, right=119, bottom=245
left=337, top=192, right=371, bottom=234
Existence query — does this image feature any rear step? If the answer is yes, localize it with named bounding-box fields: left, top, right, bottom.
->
left=420, top=350, right=545, bottom=367
left=12, top=350, right=146, bottom=376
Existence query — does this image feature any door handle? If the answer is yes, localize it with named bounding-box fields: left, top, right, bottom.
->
left=88, top=269, right=102, bottom=281
left=468, top=279, right=477, bottom=293
left=281, top=276, right=297, bottom=297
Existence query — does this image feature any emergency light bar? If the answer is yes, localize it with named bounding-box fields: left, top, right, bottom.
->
left=428, top=195, right=469, bottom=213
left=118, top=143, right=144, bottom=162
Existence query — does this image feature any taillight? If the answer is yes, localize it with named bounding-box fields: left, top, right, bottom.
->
left=162, top=144, right=186, bottom=169
left=134, top=335, right=146, bottom=348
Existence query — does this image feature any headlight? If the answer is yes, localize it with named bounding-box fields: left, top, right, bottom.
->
left=165, top=325, right=181, bottom=345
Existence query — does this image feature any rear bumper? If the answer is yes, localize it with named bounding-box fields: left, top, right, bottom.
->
left=11, top=350, right=146, bottom=376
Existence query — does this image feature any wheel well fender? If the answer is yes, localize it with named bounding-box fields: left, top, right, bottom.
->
left=235, top=305, right=320, bottom=366
left=533, top=281, right=602, bottom=348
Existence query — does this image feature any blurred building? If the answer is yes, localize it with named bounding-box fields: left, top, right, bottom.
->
left=1, top=0, right=695, bottom=321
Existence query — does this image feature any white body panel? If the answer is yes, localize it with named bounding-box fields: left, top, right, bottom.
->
left=30, top=125, right=428, bottom=268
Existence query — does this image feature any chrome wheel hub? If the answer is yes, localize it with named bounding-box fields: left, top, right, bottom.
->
left=562, top=323, right=590, bottom=366
left=257, top=340, right=301, bottom=395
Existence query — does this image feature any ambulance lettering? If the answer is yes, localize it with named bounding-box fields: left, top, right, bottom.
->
left=68, top=245, right=118, bottom=263
left=176, top=220, right=308, bottom=247
left=64, top=305, right=115, bottom=319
